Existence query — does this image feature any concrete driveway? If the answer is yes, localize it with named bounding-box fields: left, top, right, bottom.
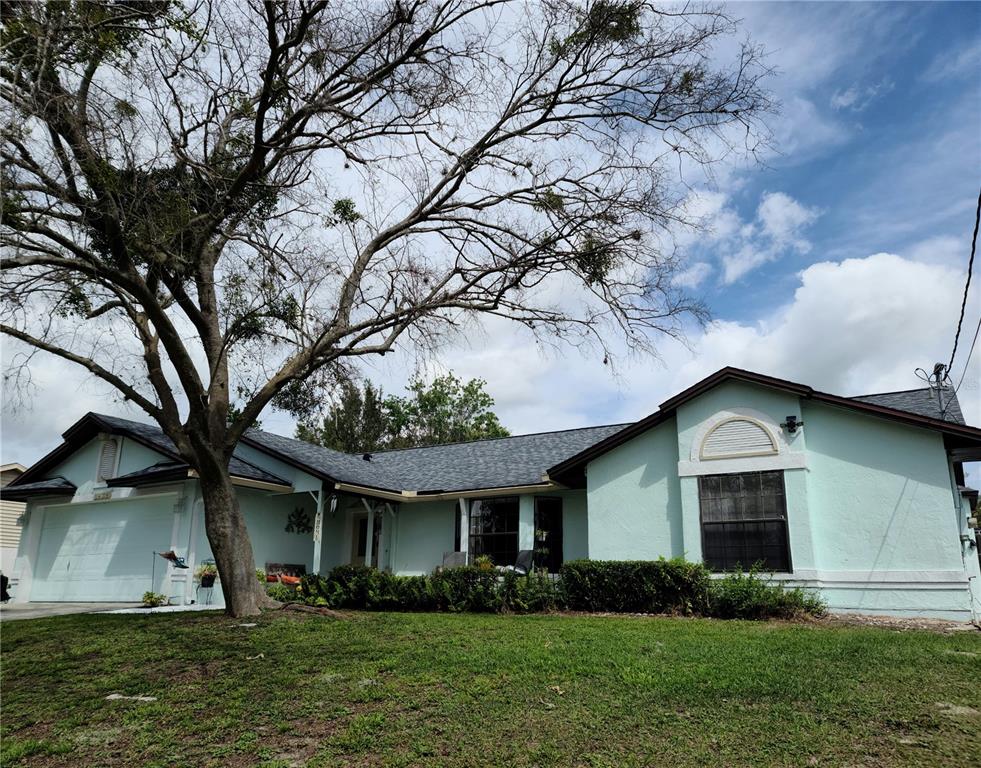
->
left=0, top=602, right=138, bottom=621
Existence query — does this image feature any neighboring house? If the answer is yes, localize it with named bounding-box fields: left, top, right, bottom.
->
left=3, top=368, right=980, bottom=620
left=1, top=463, right=27, bottom=580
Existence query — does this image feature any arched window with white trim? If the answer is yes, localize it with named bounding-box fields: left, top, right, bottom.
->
left=700, top=417, right=777, bottom=460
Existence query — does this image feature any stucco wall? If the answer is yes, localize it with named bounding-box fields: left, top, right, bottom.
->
left=542, top=489, right=589, bottom=562
left=585, top=417, right=684, bottom=560
left=185, top=488, right=316, bottom=607
left=232, top=443, right=323, bottom=492
left=115, top=439, right=170, bottom=478
left=582, top=380, right=974, bottom=620
left=391, top=499, right=456, bottom=575
left=45, top=438, right=104, bottom=486
left=802, top=401, right=961, bottom=572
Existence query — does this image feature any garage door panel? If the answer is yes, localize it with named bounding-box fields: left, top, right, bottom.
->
left=31, top=499, right=175, bottom=602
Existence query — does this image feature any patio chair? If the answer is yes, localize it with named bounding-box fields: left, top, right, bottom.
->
left=504, top=549, right=534, bottom=576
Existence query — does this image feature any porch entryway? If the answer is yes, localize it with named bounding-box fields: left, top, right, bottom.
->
left=349, top=511, right=382, bottom=568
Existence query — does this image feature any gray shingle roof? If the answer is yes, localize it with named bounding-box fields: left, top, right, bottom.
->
left=0, top=476, right=76, bottom=500
left=244, top=424, right=629, bottom=492
left=851, top=388, right=965, bottom=425
left=367, top=425, right=630, bottom=492
left=243, top=429, right=406, bottom=490
left=91, top=414, right=289, bottom=486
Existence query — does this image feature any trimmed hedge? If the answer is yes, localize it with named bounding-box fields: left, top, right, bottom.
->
left=274, top=559, right=824, bottom=620
left=295, top=564, right=559, bottom=614
left=560, top=558, right=711, bottom=615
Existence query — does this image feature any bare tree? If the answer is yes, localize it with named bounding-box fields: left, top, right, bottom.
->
left=1, top=0, right=770, bottom=615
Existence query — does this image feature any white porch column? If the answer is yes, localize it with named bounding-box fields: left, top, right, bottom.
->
left=311, top=489, right=326, bottom=575
left=384, top=503, right=396, bottom=572
left=364, top=501, right=376, bottom=568
left=458, top=497, right=469, bottom=558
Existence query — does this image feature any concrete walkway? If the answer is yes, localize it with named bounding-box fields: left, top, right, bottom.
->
left=0, top=602, right=137, bottom=621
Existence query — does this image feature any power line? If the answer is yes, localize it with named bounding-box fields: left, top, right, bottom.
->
left=938, top=185, right=981, bottom=419
left=946, top=185, right=981, bottom=374
left=951, top=313, right=981, bottom=398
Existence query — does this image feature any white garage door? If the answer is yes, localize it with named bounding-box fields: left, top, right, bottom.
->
left=31, top=498, right=176, bottom=602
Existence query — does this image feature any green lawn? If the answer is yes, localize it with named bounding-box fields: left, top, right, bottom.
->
left=1, top=612, right=979, bottom=767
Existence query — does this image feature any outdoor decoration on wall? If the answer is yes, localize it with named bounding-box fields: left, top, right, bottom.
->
left=285, top=507, right=313, bottom=534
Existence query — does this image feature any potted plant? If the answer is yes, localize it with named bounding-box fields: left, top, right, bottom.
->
left=195, top=562, right=218, bottom=588
left=142, top=591, right=168, bottom=608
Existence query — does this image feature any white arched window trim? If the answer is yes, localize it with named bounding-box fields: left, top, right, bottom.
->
left=698, top=416, right=779, bottom=460
left=678, top=407, right=806, bottom=477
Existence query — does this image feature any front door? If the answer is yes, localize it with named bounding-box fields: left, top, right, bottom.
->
left=350, top=512, right=381, bottom=568
left=534, top=497, right=563, bottom=574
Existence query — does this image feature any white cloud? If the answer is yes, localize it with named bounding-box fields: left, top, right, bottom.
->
left=830, top=79, right=894, bottom=112
left=669, top=253, right=973, bottom=403
left=757, top=191, right=820, bottom=246
left=904, top=235, right=966, bottom=267
left=706, top=190, right=821, bottom=284
left=1, top=350, right=145, bottom=466
left=922, top=38, right=981, bottom=82
left=672, top=262, right=713, bottom=289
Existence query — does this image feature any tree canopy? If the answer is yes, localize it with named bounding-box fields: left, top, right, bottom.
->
left=1, top=0, right=770, bottom=615
left=298, top=374, right=509, bottom=452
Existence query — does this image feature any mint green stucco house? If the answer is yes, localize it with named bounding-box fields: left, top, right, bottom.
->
left=5, top=368, right=980, bottom=620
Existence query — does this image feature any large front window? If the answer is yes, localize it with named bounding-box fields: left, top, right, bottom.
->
left=699, top=471, right=791, bottom=572
left=469, top=497, right=519, bottom=566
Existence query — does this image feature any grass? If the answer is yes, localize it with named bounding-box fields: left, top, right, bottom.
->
left=1, top=611, right=979, bottom=767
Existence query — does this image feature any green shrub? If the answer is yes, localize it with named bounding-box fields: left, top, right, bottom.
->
left=708, top=567, right=825, bottom=620
left=428, top=566, right=501, bottom=612
left=266, top=582, right=301, bottom=603
left=498, top=571, right=560, bottom=613
left=296, top=565, right=559, bottom=614
left=292, top=558, right=822, bottom=621
left=560, top=558, right=711, bottom=615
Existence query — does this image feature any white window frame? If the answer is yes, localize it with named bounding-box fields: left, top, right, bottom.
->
left=678, top=407, right=806, bottom=477
left=698, top=416, right=778, bottom=460
left=95, top=436, right=120, bottom=483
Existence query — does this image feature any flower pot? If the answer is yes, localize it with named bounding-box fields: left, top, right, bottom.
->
left=200, top=573, right=216, bottom=588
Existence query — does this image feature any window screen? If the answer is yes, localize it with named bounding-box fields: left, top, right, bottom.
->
left=699, top=471, right=791, bottom=572
left=469, top=497, right=519, bottom=566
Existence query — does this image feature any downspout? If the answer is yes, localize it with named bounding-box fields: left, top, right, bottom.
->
left=946, top=457, right=981, bottom=621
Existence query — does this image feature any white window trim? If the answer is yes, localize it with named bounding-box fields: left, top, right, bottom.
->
left=680, top=407, right=805, bottom=477
left=698, top=415, right=778, bottom=460
left=94, top=435, right=121, bottom=484
left=679, top=453, right=807, bottom=477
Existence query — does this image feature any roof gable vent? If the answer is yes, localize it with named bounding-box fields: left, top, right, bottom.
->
left=700, top=418, right=777, bottom=460
left=97, top=438, right=118, bottom=481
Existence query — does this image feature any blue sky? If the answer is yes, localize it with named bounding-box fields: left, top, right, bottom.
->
left=2, top=1, right=979, bottom=466
left=690, top=1, right=981, bottom=321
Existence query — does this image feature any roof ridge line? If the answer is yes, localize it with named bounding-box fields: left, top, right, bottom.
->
left=851, top=387, right=952, bottom=398
left=365, top=422, right=634, bottom=456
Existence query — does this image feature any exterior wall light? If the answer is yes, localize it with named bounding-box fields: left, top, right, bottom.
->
left=780, top=415, right=803, bottom=434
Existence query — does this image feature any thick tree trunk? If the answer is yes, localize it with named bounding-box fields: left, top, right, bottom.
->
left=198, top=469, right=277, bottom=617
